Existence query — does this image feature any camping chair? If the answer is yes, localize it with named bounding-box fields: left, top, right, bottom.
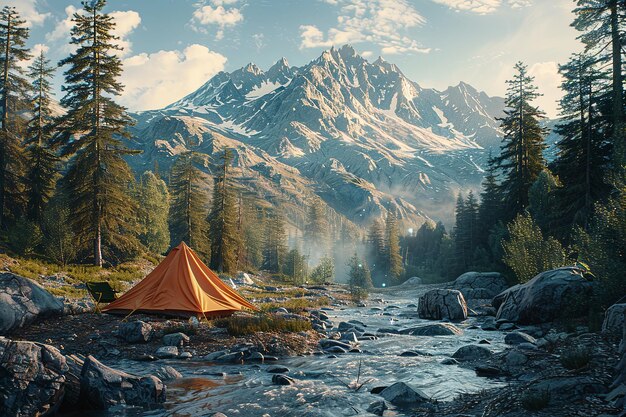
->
left=86, top=281, right=119, bottom=313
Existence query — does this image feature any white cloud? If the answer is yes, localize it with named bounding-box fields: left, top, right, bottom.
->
left=109, top=10, right=142, bottom=56
left=4, top=0, right=49, bottom=27
left=430, top=0, right=532, bottom=14
left=191, top=0, right=243, bottom=39
left=119, top=44, right=228, bottom=111
left=528, top=61, right=563, bottom=118
left=252, top=33, right=265, bottom=51
left=17, top=43, right=49, bottom=70
left=45, top=5, right=77, bottom=43
left=47, top=7, right=141, bottom=56
left=430, top=0, right=501, bottom=14
left=301, top=0, right=430, bottom=54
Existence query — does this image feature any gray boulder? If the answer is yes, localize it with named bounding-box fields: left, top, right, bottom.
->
left=379, top=382, right=430, bottom=406
left=504, top=331, right=536, bottom=346
left=153, top=366, right=183, bottom=381
left=0, top=338, right=68, bottom=417
left=155, top=346, right=179, bottom=359
left=453, top=272, right=508, bottom=300
left=418, top=289, right=468, bottom=321
left=452, top=345, right=493, bottom=361
left=80, top=355, right=166, bottom=409
left=118, top=321, right=153, bottom=343
left=0, top=273, right=64, bottom=335
left=367, top=400, right=388, bottom=416
left=163, top=332, right=189, bottom=347
left=494, top=267, right=594, bottom=324
left=401, top=323, right=463, bottom=336
left=603, top=304, right=626, bottom=334
left=272, top=374, right=294, bottom=385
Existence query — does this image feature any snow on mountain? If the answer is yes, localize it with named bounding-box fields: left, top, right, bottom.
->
left=129, top=45, right=506, bottom=226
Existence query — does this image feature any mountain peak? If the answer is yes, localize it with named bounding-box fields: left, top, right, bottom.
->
left=267, top=57, right=294, bottom=84
left=244, top=62, right=262, bottom=75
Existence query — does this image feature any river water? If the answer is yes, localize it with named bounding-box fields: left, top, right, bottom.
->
left=88, top=291, right=506, bottom=417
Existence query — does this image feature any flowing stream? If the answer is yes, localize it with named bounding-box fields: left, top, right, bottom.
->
left=74, top=291, right=506, bottom=417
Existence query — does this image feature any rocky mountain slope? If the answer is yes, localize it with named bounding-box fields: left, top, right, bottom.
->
left=128, top=45, right=507, bottom=227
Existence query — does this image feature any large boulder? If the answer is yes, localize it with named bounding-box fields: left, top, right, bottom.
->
left=401, top=323, right=463, bottom=336
left=80, top=355, right=166, bottom=409
left=452, top=345, right=493, bottom=361
left=603, top=304, right=626, bottom=334
left=418, top=289, right=468, bottom=321
left=0, top=273, right=64, bottom=335
left=494, top=267, right=594, bottom=324
left=379, top=382, right=430, bottom=406
left=453, top=272, right=508, bottom=300
left=0, top=337, right=68, bottom=417
left=118, top=320, right=153, bottom=343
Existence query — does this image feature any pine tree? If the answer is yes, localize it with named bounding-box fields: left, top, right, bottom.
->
left=0, top=6, right=30, bottom=228
left=169, top=151, right=209, bottom=256
left=310, top=256, right=335, bottom=283
left=494, top=62, right=547, bottom=218
left=263, top=209, right=287, bottom=273
left=239, top=196, right=264, bottom=269
left=209, top=149, right=241, bottom=273
left=25, top=51, right=58, bottom=224
left=573, top=0, right=626, bottom=166
left=553, top=53, right=611, bottom=238
left=477, top=157, right=502, bottom=252
left=347, top=253, right=372, bottom=302
left=57, top=0, right=140, bottom=265
left=304, top=198, right=329, bottom=258
left=367, top=218, right=386, bottom=280
left=137, top=171, right=170, bottom=254
left=284, top=248, right=308, bottom=284
left=453, top=192, right=480, bottom=273
left=528, top=170, right=561, bottom=235
left=385, top=212, right=403, bottom=284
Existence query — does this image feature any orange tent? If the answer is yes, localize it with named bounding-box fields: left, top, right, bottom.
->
left=103, top=242, right=258, bottom=318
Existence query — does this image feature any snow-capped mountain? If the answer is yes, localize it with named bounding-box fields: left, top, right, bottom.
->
left=129, top=45, right=506, bottom=226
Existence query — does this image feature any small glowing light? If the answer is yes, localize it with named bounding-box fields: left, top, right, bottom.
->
left=408, top=228, right=414, bottom=234
left=382, top=283, right=386, bottom=287
left=358, top=264, right=362, bottom=268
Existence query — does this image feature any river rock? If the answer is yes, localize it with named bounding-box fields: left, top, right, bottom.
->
left=379, top=382, right=430, bottom=406
left=453, top=272, right=508, bottom=300
left=80, top=355, right=166, bottom=409
left=494, top=267, right=594, bottom=324
left=505, top=350, right=528, bottom=366
left=0, top=273, right=64, bottom=335
left=154, top=365, right=183, bottom=381
left=402, top=323, right=463, bottom=336
left=0, top=338, right=68, bottom=417
left=163, top=332, right=189, bottom=347
left=504, top=331, right=536, bottom=346
left=272, top=374, right=294, bottom=385
left=441, top=358, right=459, bottom=365
left=118, top=320, right=153, bottom=343
left=319, top=339, right=352, bottom=350
left=603, top=304, right=626, bottom=334
left=367, top=400, right=388, bottom=416
left=452, top=345, right=493, bottom=361
left=418, top=289, right=468, bottom=321
left=155, top=346, right=179, bottom=359
left=341, top=332, right=359, bottom=343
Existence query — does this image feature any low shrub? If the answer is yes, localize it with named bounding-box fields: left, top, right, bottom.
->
left=520, top=388, right=550, bottom=411
left=259, top=296, right=331, bottom=313
left=560, top=347, right=591, bottom=370
left=215, top=314, right=312, bottom=336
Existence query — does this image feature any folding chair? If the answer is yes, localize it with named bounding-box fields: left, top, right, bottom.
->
left=86, top=281, right=119, bottom=313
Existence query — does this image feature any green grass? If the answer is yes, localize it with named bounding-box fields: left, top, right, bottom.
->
left=215, top=314, right=312, bottom=336
left=0, top=254, right=148, bottom=298
left=520, top=389, right=550, bottom=411
left=560, top=347, right=591, bottom=370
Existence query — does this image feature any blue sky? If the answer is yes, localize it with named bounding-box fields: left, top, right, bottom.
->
left=11, top=0, right=581, bottom=117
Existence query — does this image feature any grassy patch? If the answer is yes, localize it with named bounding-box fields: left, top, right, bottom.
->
left=162, top=323, right=199, bottom=336
left=560, top=347, right=591, bottom=370
left=259, top=296, right=331, bottom=313
left=215, top=314, right=312, bottom=336
left=520, top=389, right=550, bottom=411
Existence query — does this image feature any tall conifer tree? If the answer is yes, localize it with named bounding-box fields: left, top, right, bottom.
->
left=493, top=62, right=547, bottom=217
left=57, top=0, right=140, bottom=265
left=169, top=151, right=209, bottom=256
left=0, top=6, right=30, bottom=228
left=385, top=212, right=403, bottom=284
left=209, top=149, right=240, bottom=273
left=25, top=51, right=58, bottom=224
